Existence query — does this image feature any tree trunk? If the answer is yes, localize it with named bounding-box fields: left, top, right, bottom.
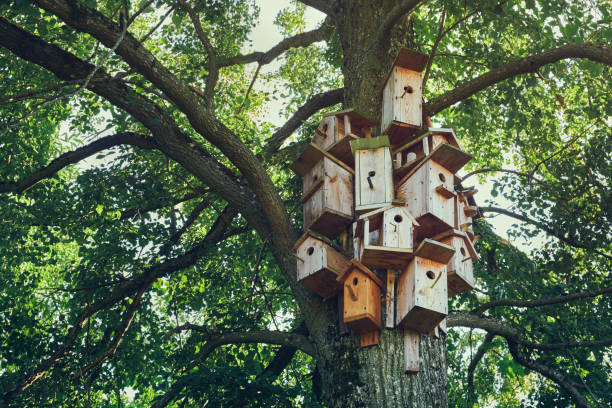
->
left=308, top=3, right=449, bottom=406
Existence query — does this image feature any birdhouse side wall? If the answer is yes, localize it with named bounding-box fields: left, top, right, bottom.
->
left=355, top=147, right=393, bottom=211
left=443, top=236, right=474, bottom=296
left=312, top=116, right=344, bottom=150
left=425, top=160, right=455, bottom=228
left=398, top=164, right=428, bottom=220
left=413, top=257, right=448, bottom=315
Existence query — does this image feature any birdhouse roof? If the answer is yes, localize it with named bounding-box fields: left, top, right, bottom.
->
left=431, top=229, right=479, bottom=260
left=358, top=205, right=420, bottom=226
left=323, top=108, right=375, bottom=128
left=336, top=259, right=385, bottom=289
left=349, top=135, right=390, bottom=153
left=292, top=230, right=343, bottom=253
left=429, top=127, right=462, bottom=150
left=413, top=238, right=456, bottom=264
left=392, top=48, right=429, bottom=72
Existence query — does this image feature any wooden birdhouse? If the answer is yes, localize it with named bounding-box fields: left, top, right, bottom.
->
left=396, top=154, right=458, bottom=239
left=350, top=135, right=394, bottom=214
left=293, top=232, right=349, bottom=299
left=381, top=49, right=428, bottom=145
left=393, top=128, right=472, bottom=180
left=354, top=205, right=420, bottom=269
left=291, top=144, right=355, bottom=238
left=312, top=110, right=374, bottom=166
left=433, top=230, right=479, bottom=296
left=337, top=260, right=384, bottom=333
left=455, top=186, right=478, bottom=240
left=396, top=239, right=455, bottom=333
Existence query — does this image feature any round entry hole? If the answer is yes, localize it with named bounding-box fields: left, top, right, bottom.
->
left=394, top=215, right=403, bottom=223
left=460, top=247, right=466, bottom=256
left=353, top=277, right=359, bottom=286
left=404, top=85, right=414, bottom=94
left=307, top=247, right=314, bottom=256
left=426, top=270, right=436, bottom=280
left=438, top=173, right=446, bottom=182
left=368, top=171, right=376, bottom=177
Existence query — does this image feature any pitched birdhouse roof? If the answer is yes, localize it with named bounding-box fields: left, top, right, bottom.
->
left=336, top=259, right=385, bottom=289
left=349, top=135, right=390, bottom=153
left=292, top=230, right=344, bottom=252
left=412, top=238, right=456, bottom=264
left=392, top=48, right=429, bottom=72
left=323, top=108, right=376, bottom=129
left=355, top=205, right=420, bottom=236
left=429, top=127, right=462, bottom=150
left=432, top=229, right=479, bottom=260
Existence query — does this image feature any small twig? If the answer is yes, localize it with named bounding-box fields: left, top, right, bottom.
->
left=235, top=63, right=261, bottom=114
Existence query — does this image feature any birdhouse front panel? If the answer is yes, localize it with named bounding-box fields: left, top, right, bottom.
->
left=301, top=157, right=353, bottom=238
left=352, top=137, right=393, bottom=214
left=396, top=256, right=448, bottom=333
left=429, top=128, right=461, bottom=151
left=382, top=206, right=414, bottom=249
left=441, top=235, right=474, bottom=296
left=382, top=68, right=423, bottom=145
left=397, top=158, right=455, bottom=239
left=337, top=261, right=384, bottom=333
left=294, top=235, right=348, bottom=299
left=312, top=115, right=344, bottom=151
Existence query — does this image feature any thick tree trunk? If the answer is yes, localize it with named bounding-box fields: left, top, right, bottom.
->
left=308, top=2, right=449, bottom=406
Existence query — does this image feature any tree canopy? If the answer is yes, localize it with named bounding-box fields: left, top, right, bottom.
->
left=0, top=0, right=610, bottom=407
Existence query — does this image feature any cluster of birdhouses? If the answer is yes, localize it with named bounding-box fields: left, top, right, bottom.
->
left=291, top=48, right=480, bottom=371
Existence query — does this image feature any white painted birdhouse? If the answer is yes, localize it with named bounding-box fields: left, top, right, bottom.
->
left=350, top=135, right=394, bottom=214
left=381, top=49, right=428, bottom=145
left=396, top=239, right=455, bottom=333
left=294, top=152, right=354, bottom=238
left=337, top=260, right=384, bottom=333
left=354, top=205, right=420, bottom=269
left=396, top=155, right=457, bottom=239
left=312, top=110, right=374, bottom=166
left=293, top=232, right=349, bottom=299
left=433, top=229, right=479, bottom=296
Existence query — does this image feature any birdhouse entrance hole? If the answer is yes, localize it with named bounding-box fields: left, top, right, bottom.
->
left=353, top=277, right=359, bottom=286
left=438, top=173, right=446, bottom=182
left=426, top=270, right=435, bottom=280
left=460, top=247, right=466, bottom=256
left=307, top=247, right=314, bottom=256
left=394, top=214, right=403, bottom=223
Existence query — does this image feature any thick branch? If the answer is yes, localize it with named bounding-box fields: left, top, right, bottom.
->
left=296, top=1, right=337, bottom=16
left=448, top=312, right=612, bottom=351
left=473, top=287, right=612, bottom=316
left=217, top=18, right=335, bottom=67
left=507, top=341, right=591, bottom=408
left=373, top=0, right=421, bottom=45
left=0, top=132, right=155, bottom=194
left=424, top=43, right=612, bottom=116
left=264, top=88, right=343, bottom=154
left=258, top=321, right=308, bottom=381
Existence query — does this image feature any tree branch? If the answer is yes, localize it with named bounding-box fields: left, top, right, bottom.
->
left=479, top=206, right=611, bottom=258
left=264, top=88, right=344, bottom=154
left=258, top=321, right=308, bottom=381
left=473, top=287, right=612, bottom=316
left=0, top=132, right=155, bottom=194
left=217, top=17, right=335, bottom=67
left=296, top=1, right=337, bottom=16
left=373, top=0, right=422, bottom=45
left=178, top=0, right=218, bottom=110
left=507, top=341, right=591, bottom=408
left=422, top=4, right=446, bottom=89
left=448, top=312, right=612, bottom=351
left=424, top=43, right=612, bottom=116
left=467, top=332, right=495, bottom=405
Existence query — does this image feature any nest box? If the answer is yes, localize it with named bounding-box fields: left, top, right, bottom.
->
left=293, top=232, right=349, bottom=299
left=455, top=188, right=478, bottom=240
left=350, top=135, right=394, bottom=214
left=381, top=49, right=428, bottom=145
left=433, top=230, right=479, bottom=297
left=337, top=260, right=384, bottom=333
left=396, top=239, right=455, bottom=333
left=396, top=154, right=457, bottom=239
left=354, top=205, right=420, bottom=269
left=300, top=155, right=354, bottom=238
left=312, top=110, right=375, bottom=166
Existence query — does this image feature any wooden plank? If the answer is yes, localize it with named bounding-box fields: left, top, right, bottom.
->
left=403, top=329, right=419, bottom=373
left=300, top=178, right=324, bottom=204
left=392, top=130, right=431, bottom=155
left=393, top=153, right=425, bottom=180
left=360, top=331, right=380, bottom=347
left=414, top=238, right=455, bottom=264
left=385, top=269, right=395, bottom=329
left=463, top=205, right=478, bottom=218
left=429, top=143, right=472, bottom=173
left=435, top=184, right=455, bottom=199
left=290, top=143, right=354, bottom=177
left=327, top=134, right=358, bottom=167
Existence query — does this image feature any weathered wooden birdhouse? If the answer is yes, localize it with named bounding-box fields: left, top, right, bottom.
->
left=428, top=127, right=461, bottom=151
left=350, top=135, right=394, bottom=214
left=337, top=260, right=384, bottom=333
left=455, top=187, right=478, bottom=240
left=433, top=229, right=479, bottom=296
left=293, top=232, right=350, bottom=299
left=290, top=145, right=354, bottom=238
left=396, top=239, right=455, bottom=333
left=354, top=205, right=420, bottom=269
left=381, top=49, right=428, bottom=145
left=312, top=110, right=374, bottom=166
left=396, top=155, right=457, bottom=239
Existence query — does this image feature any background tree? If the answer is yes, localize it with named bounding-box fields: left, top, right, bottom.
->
left=0, top=0, right=610, bottom=407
